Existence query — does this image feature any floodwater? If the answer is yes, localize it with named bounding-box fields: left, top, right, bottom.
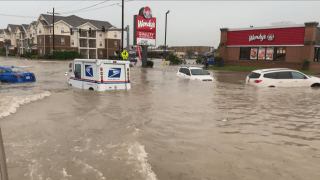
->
left=1, top=57, right=320, bottom=180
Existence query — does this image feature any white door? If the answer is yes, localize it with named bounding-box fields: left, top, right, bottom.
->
left=72, top=63, right=83, bottom=89
left=275, top=72, right=293, bottom=87
left=184, top=69, right=191, bottom=79
left=291, top=71, right=309, bottom=87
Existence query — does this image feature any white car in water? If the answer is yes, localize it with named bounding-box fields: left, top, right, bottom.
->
left=177, top=66, right=213, bottom=81
left=246, top=68, right=320, bottom=87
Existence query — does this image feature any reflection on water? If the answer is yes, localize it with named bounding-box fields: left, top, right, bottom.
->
left=1, top=57, right=320, bottom=180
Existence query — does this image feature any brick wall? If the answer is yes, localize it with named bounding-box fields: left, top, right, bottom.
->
left=106, top=39, right=120, bottom=58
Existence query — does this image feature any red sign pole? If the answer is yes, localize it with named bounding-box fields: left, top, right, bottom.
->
left=137, top=45, right=142, bottom=61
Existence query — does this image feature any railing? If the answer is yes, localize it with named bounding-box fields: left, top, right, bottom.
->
left=80, top=31, right=87, bottom=37
left=88, top=32, right=96, bottom=38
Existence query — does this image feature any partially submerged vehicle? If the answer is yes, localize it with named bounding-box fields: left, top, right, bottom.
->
left=68, top=59, right=131, bottom=91
left=0, top=66, right=36, bottom=83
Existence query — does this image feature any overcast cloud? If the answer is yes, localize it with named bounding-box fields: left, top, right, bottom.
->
left=1, top=1, right=320, bottom=49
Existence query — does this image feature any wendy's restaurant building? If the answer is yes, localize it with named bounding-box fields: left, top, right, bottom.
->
left=219, top=22, right=320, bottom=70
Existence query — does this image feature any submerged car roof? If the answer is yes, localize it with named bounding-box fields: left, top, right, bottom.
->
left=252, top=68, right=295, bottom=73
left=179, top=66, right=203, bottom=69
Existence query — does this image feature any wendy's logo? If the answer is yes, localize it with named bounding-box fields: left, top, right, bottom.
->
left=143, top=6, right=152, bottom=19
left=267, top=33, right=274, bottom=41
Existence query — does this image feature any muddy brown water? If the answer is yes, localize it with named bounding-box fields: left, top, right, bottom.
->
left=1, top=57, right=320, bottom=180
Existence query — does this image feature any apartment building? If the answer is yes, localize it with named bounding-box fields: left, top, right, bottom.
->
left=0, top=14, right=121, bottom=59
left=36, top=14, right=120, bottom=59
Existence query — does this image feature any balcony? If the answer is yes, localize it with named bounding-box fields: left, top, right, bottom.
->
left=80, top=31, right=87, bottom=38
left=88, top=32, right=96, bottom=38
left=80, top=39, right=87, bottom=48
left=88, top=39, right=96, bottom=48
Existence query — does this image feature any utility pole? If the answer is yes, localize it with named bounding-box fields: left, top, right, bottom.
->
left=47, top=8, right=59, bottom=60
left=121, top=0, right=124, bottom=60
left=126, top=25, right=129, bottom=60
left=164, top=10, right=170, bottom=60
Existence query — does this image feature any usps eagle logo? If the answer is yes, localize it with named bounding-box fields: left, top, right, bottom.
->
left=85, top=65, right=93, bottom=77
left=267, top=33, right=274, bottom=41
left=143, top=6, right=152, bottom=19
left=108, top=68, right=121, bottom=78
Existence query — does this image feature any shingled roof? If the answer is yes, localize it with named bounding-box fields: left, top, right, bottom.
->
left=40, top=14, right=113, bottom=29
left=31, top=21, right=37, bottom=26
left=22, top=24, right=29, bottom=31
left=4, top=29, right=10, bottom=34
left=8, top=24, right=20, bottom=32
left=39, top=20, right=48, bottom=26
left=18, top=26, right=25, bottom=32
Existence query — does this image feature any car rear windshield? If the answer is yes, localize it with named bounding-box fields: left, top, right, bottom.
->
left=191, top=69, right=208, bottom=75
left=8, top=67, right=27, bottom=73
left=248, top=72, right=261, bottom=78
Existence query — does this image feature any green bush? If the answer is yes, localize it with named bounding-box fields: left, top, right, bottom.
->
left=31, top=55, right=37, bottom=59
left=8, top=53, right=15, bottom=57
left=167, top=53, right=182, bottom=65
left=20, top=54, right=25, bottom=57
left=147, top=60, right=154, bottom=67
left=77, top=53, right=84, bottom=59
left=303, top=59, right=312, bottom=66
left=44, top=54, right=52, bottom=59
left=0, top=47, right=5, bottom=55
left=196, top=57, right=203, bottom=64
left=214, top=56, right=222, bottom=61
left=31, top=52, right=37, bottom=56
left=54, top=50, right=82, bottom=60
left=37, top=55, right=44, bottom=59
left=109, top=55, right=118, bottom=60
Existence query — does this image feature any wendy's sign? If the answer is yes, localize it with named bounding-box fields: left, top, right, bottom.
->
left=134, top=6, right=156, bottom=46
left=226, top=27, right=305, bottom=46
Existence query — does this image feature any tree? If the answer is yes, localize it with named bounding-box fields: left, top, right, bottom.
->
left=186, top=50, right=193, bottom=59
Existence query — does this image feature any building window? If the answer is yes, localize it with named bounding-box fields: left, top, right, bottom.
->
left=39, top=27, right=42, bottom=34
left=114, top=41, right=117, bottom=47
left=99, top=50, right=103, bottom=58
left=71, top=39, right=74, bottom=46
left=61, top=38, right=65, bottom=45
left=100, top=41, right=102, bottom=47
left=61, top=27, right=64, bottom=33
left=50, top=37, right=52, bottom=45
left=114, top=32, right=117, bottom=38
left=40, top=49, right=42, bottom=55
left=39, top=38, right=42, bottom=44
left=100, top=32, right=102, bottom=37
left=274, top=47, right=286, bottom=61
left=50, top=28, right=51, bottom=33
left=239, top=47, right=251, bottom=60
left=114, top=51, right=117, bottom=56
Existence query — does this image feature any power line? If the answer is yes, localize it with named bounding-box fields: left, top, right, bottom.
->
left=56, top=0, right=86, bottom=9
left=60, top=0, right=131, bottom=14
left=0, top=14, right=37, bottom=18
left=58, top=0, right=109, bottom=14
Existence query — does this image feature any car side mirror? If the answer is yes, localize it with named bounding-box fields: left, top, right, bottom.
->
left=69, top=63, right=72, bottom=68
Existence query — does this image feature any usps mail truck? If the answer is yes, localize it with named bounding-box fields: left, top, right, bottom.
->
left=68, top=59, right=131, bottom=91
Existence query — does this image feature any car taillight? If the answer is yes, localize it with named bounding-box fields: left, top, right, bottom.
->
left=32, top=74, right=35, bottom=77
left=14, top=75, right=24, bottom=78
left=113, top=61, right=116, bottom=63
left=254, top=80, right=262, bottom=83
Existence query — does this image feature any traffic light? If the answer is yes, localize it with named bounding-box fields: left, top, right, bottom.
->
left=88, top=28, right=92, bottom=34
left=70, top=28, right=73, bottom=35
left=78, top=29, right=82, bottom=34
left=101, top=26, right=105, bottom=32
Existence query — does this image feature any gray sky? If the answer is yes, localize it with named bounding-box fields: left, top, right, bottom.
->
left=1, top=1, right=320, bottom=49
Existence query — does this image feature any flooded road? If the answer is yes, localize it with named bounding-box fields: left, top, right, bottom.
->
left=1, top=57, right=320, bottom=180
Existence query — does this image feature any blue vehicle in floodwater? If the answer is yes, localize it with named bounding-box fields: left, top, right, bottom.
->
left=0, top=66, right=36, bottom=83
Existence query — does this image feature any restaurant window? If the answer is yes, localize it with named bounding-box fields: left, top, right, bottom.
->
left=239, top=47, right=251, bottom=60
left=314, top=47, right=320, bottom=62
left=274, top=47, right=286, bottom=61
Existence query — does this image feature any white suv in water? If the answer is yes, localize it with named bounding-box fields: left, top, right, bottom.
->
left=246, top=68, right=320, bottom=87
left=177, top=66, right=213, bottom=81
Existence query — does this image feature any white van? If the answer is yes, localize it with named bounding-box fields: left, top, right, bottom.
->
left=68, top=59, right=131, bottom=91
